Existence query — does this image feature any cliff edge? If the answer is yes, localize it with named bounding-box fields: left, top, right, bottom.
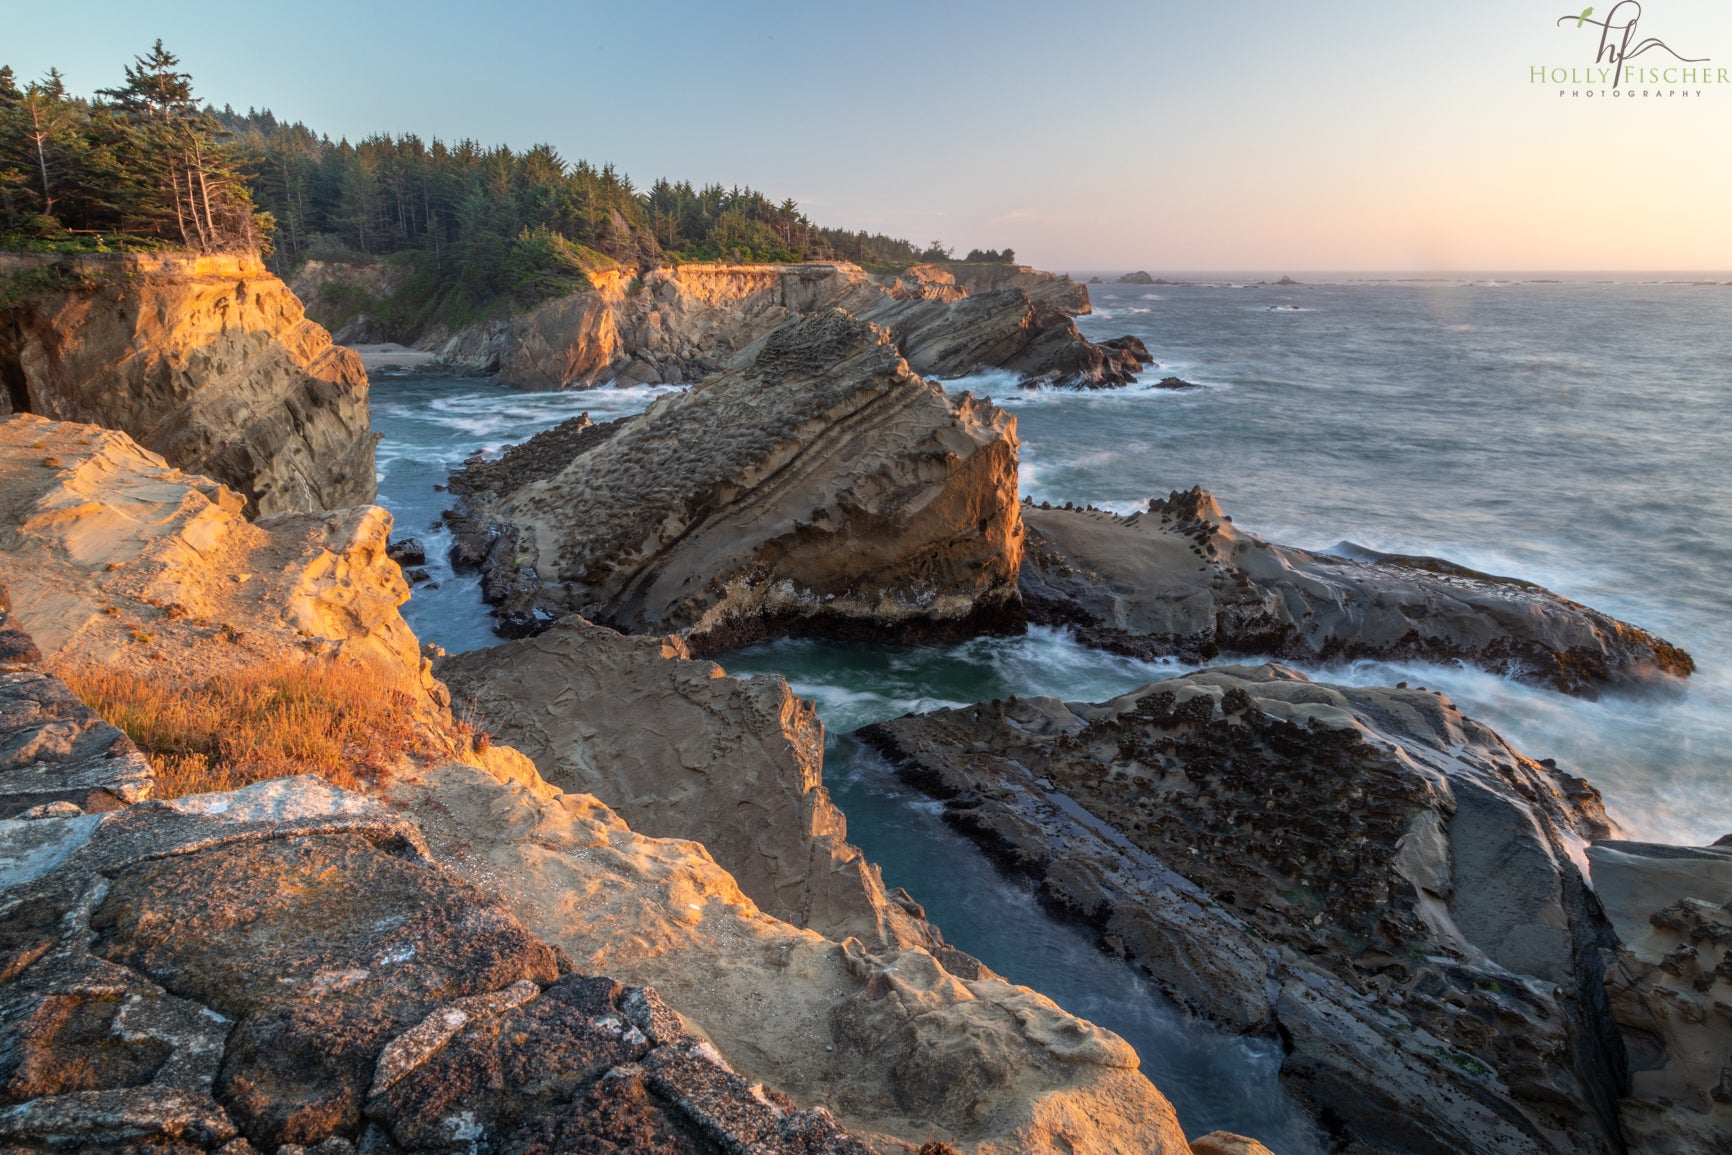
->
left=0, top=252, right=377, bottom=515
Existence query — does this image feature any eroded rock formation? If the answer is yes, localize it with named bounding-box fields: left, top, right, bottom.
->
left=386, top=754, right=1194, bottom=1154
left=0, top=414, right=437, bottom=705
left=415, top=260, right=1152, bottom=389
left=0, top=774, right=876, bottom=1154
left=447, top=311, right=1026, bottom=649
left=0, top=585, right=152, bottom=819
left=439, top=616, right=939, bottom=953
left=1021, top=490, right=1693, bottom=695
left=0, top=252, right=376, bottom=515
left=862, top=664, right=1631, bottom=1154
left=1590, top=839, right=1732, bottom=1154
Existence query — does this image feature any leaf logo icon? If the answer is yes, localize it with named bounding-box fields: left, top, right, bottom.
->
left=1577, top=6, right=1594, bottom=27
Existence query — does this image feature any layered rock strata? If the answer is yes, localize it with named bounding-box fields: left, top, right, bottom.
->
left=1022, top=490, right=1693, bottom=695
left=447, top=311, right=1026, bottom=649
left=0, top=414, right=438, bottom=705
left=1590, top=839, right=1732, bottom=1154
left=862, top=664, right=1630, bottom=1154
left=439, top=616, right=938, bottom=953
left=0, top=252, right=376, bottom=515
left=0, top=774, right=875, bottom=1153
left=416, top=260, right=1152, bottom=389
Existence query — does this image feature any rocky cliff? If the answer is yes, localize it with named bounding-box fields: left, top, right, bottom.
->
left=0, top=413, right=436, bottom=705
left=0, top=415, right=1202, bottom=1154
left=1022, top=490, right=1693, bottom=695
left=417, top=260, right=1152, bottom=389
left=863, top=665, right=1631, bottom=1155
left=447, top=310, right=1026, bottom=649
left=0, top=252, right=376, bottom=515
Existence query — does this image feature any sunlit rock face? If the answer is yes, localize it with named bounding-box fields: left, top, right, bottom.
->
left=0, top=414, right=437, bottom=706
left=420, top=260, right=1152, bottom=389
left=0, top=252, right=376, bottom=515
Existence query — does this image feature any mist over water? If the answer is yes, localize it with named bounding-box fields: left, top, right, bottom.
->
left=979, top=279, right=1731, bottom=846
left=369, top=277, right=1729, bottom=1152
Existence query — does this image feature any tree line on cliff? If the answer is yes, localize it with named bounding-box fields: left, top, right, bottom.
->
left=2, top=43, right=1017, bottom=328
left=0, top=43, right=263, bottom=253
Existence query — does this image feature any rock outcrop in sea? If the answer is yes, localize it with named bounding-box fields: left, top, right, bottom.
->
left=398, top=260, right=1153, bottom=389
left=861, top=665, right=1632, bottom=1154
left=1021, top=490, right=1693, bottom=694
left=446, top=310, right=1026, bottom=649
left=0, top=253, right=377, bottom=515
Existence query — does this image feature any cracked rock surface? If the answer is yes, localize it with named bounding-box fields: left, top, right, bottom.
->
left=862, top=664, right=1633, bottom=1155
left=0, top=775, right=873, bottom=1154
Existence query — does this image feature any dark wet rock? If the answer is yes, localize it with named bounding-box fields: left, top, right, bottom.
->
left=1117, top=271, right=1157, bottom=285
left=860, top=664, right=1629, bottom=1155
left=1020, top=488, right=1693, bottom=695
left=0, top=776, right=874, bottom=1154
left=402, top=568, right=431, bottom=585
left=0, top=586, right=153, bottom=819
left=1151, top=376, right=1199, bottom=390
left=385, top=537, right=427, bottom=567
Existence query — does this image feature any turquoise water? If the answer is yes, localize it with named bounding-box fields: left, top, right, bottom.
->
left=370, top=276, right=1731, bottom=1152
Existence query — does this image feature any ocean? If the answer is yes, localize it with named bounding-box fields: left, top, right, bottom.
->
left=369, top=275, right=1731, bottom=1152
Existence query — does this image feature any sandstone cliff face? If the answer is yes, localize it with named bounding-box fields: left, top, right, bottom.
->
left=449, top=311, right=1026, bottom=649
left=438, top=617, right=941, bottom=955
left=421, top=260, right=1151, bottom=389
left=0, top=414, right=436, bottom=704
left=1022, top=490, right=1693, bottom=695
left=1589, top=839, right=1732, bottom=1154
left=0, top=252, right=376, bottom=515
left=862, top=665, right=1630, bottom=1155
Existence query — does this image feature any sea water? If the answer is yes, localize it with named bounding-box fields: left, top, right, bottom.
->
left=369, top=275, right=1731, bottom=1152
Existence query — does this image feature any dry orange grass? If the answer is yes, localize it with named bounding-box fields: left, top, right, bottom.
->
left=62, top=657, right=452, bottom=798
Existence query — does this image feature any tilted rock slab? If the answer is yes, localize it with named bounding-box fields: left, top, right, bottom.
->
left=439, top=615, right=941, bottom=954
left=861, top=664, right=1631, bottom=1155
left=423, top=260, right=1151, bottom=389
left=0, top=774, right=873, bottom=1153
left=1021, top=489, right=1692, bottom=695
left=0, top=252, right=377, bottom=515
left=452, top=310, right=1025, bottom=649
left=1589, top=838, right=1732, bottom=1154
left=0, top=414, right=438, bottom=704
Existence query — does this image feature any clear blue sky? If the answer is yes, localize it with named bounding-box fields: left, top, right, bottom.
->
left=8, top=1, right=1731, bottom=270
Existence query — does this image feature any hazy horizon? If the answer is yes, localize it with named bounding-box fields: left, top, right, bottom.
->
left=9, top=0, right=1732, bottom=271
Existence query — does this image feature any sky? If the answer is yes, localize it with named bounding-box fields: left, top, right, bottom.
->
left=7, top=0, right=1731, bottom=271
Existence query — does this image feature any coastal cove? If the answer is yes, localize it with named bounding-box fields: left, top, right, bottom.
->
left=380, top=275, right=1732, bottom=846
left=367, top=273, right=1730, bottom=1152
